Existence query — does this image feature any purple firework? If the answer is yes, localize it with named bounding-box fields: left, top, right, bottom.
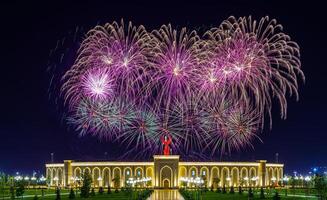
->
left=59, top=17, right=304, bottom=156
left=202, top=16, right=304, bottom=123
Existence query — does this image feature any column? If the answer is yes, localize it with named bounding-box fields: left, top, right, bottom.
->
left=257, top=160, right=266, bottom=187
left=64, top=160, right=73, bottom=187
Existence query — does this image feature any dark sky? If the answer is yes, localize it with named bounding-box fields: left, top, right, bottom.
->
left=0, top=1, right=326, bottom=175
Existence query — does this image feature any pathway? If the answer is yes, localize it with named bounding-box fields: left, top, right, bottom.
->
left=147, top=189, right=184, bottom=200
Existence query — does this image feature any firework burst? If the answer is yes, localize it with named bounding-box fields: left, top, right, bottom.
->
left=203, top=16, right=304, bottom=123
left=148, top=24, right=202, bottom=112
left=58, top=17, right=304, bottom=156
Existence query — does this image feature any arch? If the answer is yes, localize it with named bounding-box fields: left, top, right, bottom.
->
left=51, top=168, right=56, bottom=185
left=145, top=167, right=153, bottom=187
left=83, top=167, right=91, bottom=175
left=102, top=167, right=111, bottom=187
left=210, top=167, right=219, bottom=188
left=231, top=167, right=239, bottom=187
left=46, top=168, right=51, bottom=179
left=163, top=178, right=170, bottom=188
left=189, top=166, right=198, bottom=178
left=179, top=166, right=187, bottom=178
left=146, top=167, right=153, bottom=177
left=160, top=165, right=173, bottom=188
left=221, top=167, right=230, bottom=187
left=134, top=167, right=144, bottom=178
left=57, top=168, right=63, bottom=186
left=112, top=167, right=122, bottom=188
left=249, top=167, right=257, bottom=186
left=123, top=167, right=132, bottom=186
left=240, top=167, right=248, bottom=186
left=200, top=167, right=209, bottom=187
left=268, top=167, right=274, bottom=186
left=92, top=167, right=101, bottom=187
left=274, top=168, right=279, bottom=182
left=74, top=167, right=82, bottom=178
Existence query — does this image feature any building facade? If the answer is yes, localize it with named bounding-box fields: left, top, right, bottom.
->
left=46, top=155, right=283, bottom=188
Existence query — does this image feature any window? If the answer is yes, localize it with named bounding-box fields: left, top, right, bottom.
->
left=192, top=170, right=195, bottom=176
left=202, top=171, right=206, bottom=176
left=126, top=170, right=130, bottom=176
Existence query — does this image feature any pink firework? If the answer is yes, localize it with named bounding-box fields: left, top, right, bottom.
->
left=203, top=16, right=304, bottom=122
left=62, top=20, right=151, bottom=107
left=59, top=17, right=304, bottom=156
left=148, top=24, right=203, bottom=112
left=81, top=68, right=114, bottom=101
left=206, top=104, right=261, bottom=155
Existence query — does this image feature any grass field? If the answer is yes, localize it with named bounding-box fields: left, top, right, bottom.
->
left=181, top=189, right=319, bottom=200
left=0, top=188, right=152, bottom=200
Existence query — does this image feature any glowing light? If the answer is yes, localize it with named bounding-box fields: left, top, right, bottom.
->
left=60, top=17, right=304, bottom=156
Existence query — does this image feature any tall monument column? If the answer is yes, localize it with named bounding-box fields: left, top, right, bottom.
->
left=257, top=160, right=267, bottom=187
left=64, top=160, right=73, bottom=187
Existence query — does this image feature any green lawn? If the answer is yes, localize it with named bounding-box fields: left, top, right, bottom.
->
left=182, top=190, right=318, bottom=200
left=0, top=188, right=151, bottom=200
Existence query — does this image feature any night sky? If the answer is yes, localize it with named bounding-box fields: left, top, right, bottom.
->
left=0, top=1, right=326, bottom=175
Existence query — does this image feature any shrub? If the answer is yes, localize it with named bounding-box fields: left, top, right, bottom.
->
left=10, top=186, right=15, bottom=200
left=98, top=187, right=103, bottom=195
left=16, top=181, right=25, bottom=197
left=272, top=191, right=281, bottom=200
left=107, top=185, right=111, bottom=194
left=230, top=186, right=235, bottom=194
left=33, top=195, right=39, bottom=200
left=80, top=171, right=92, bottom=198
left=90, top=188, right=95, bottom=196
left=115, top=188, right=119, bottom=193
left=210, top=184, right=214, bottom=192
left=69, top=188, right=75, bottom=199
left=238, top=186, right=243, bottom=194
left=55, top=187, right=61, bottom=200
left=260, top=187, right=265, bottom=199
left=222, top=185, right=226, bottom=193
left=248, top=187, right=254, bottom=199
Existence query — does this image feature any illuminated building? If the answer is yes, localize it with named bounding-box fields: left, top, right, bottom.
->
left=46, top=155, right=283, bottom=188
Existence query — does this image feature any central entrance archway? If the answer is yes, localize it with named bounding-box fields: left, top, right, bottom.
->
left=163, top=179, right=170, bottom=189
left=160, top=165, right=173, bottom=188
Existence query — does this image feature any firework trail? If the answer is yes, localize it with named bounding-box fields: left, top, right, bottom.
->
left=58, top=17, right=304, bottom=156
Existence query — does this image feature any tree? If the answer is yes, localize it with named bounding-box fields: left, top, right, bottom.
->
left=238, top=186, right=243, bottom=194
left=16, top=181, right=25, bottom=198
left=212, top=178, right=220, bottom=189
left=112, top=176, right=120, bottom=192
left=272, top=191, right=281, bottom=200
left=55, top=187, right=61, bottom=200
left=98, top=187, right=104, bottom=195
left=248, top=187, right=254, bottom=199
left=260, top=187, right=265, bottom=199
left=90, top=188, right=95, bottom=197
left=80, top=171, right=92, bottom=198
left=10, top=186, right=15, bottom=200
left=230, top=186, right=235, bottom=194
left=314, top=174, right=327, bottom=200
left=210, top=184, right=214, bottom=192
left=222, top=185, right=226, bottom=193
left=107, top=185, right=111, bottom=194
left=69, top=188, right=76, bottom=199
